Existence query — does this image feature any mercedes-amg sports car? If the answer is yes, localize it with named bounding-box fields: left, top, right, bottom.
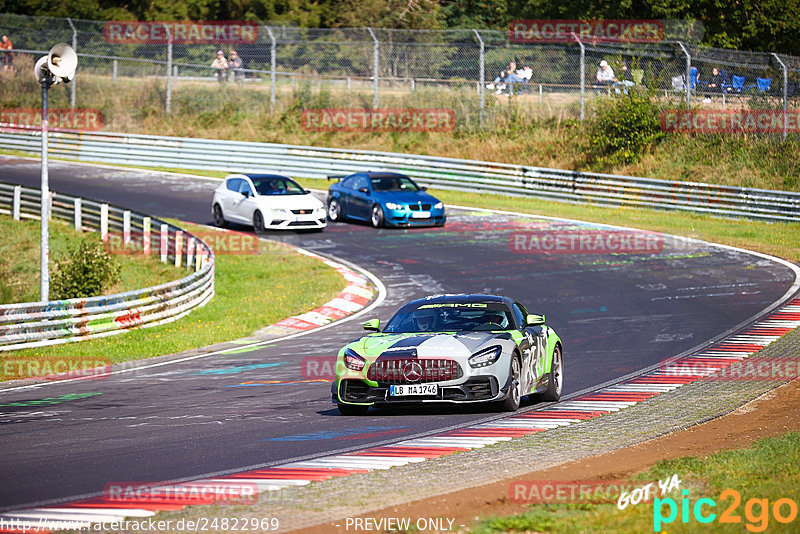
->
left=332, top=294, right=563, bottom=415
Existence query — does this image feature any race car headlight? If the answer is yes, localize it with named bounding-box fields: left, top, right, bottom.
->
left=385, top=202, right=403, bottom=210
left=343, top=348, right=366, bottom=371
left=434, top=202, right=443, bottom=209
left=468, top=346, right=503, bottom=368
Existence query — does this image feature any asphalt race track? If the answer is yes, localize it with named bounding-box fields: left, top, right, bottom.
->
left=1, top=157, right=797, bottom=511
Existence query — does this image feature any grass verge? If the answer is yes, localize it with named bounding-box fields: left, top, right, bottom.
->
left=471, top=431, right=800, bottom=533
left=2, top=220, right=346, bottom=367
left=0, top=214, right=180, bottom=304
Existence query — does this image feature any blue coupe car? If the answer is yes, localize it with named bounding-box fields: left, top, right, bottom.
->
left=326, top=172, right=446, bottom=228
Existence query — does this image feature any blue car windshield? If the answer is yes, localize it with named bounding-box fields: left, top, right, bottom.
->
left=252, top=177, right=306, bottom=196
left=383, top=302, right=512, bottom=333
left=370, top=175, right=421, bottom=192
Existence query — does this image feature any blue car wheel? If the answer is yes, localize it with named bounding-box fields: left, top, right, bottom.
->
left=371, top=204, right=385, bottom=228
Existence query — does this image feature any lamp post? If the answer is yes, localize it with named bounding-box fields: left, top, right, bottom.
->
left=34, top=44, right=78, bottom=303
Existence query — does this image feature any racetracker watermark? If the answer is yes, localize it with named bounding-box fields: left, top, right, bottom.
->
left=104, top=481, right=258, bottom=505
left=509, top=230, right=664, bottom=254
left=103, top=21, right=258, bottom=44
left=659, top=357, right=800, bottom=382
left=301, top=356, right=337, bottom=380
left=1, top=356, right=111, bottom=381
left=301, top=108, right=455, bottom=133
left=509, top=19, right=704, bottom=43
left=1, top=108, right=103, bottom=131
left=510, top=480, right=636, bottom=504
left=661, top=110, right=800, bottom=134
left=104, top=230, right=258, bottom=255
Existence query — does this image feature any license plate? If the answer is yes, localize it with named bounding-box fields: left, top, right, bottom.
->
left=390, top=384, right=438, bottom=396
left=411, top=211, right=431, bottom=218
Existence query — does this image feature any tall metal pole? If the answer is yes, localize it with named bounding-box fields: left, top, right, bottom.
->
left=474, top=30, right=485, bottom=126
left=367, top=27, right=379, bottom=109
left=772, top=53, right=789, bottom=142
left=40, top=80, right=51, bottom=302
left=266, top=26, right=276, bottom=110
left=67, top=18, right=77, bottom=109
left=677, top=41, right=691, bottom=108
left=571, top=33, right=585, bottom=121
left=164, top=24, right=172, bottom=114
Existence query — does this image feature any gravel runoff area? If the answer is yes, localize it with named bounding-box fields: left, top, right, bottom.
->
left=173, top=324, right=800, bottom=533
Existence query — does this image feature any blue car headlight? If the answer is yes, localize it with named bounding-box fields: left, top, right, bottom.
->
left=434, top=202, right=443, bottom=210
left=468, top=346, right=503, bottom=368
left=385, top=202, right=404, bottom=210
left=343, top=348, right=366, bottom=371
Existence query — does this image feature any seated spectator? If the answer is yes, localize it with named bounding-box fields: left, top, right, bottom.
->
left=596, top=60, right=615, bottom=87
left=613, top=64, right=636, bottom=94
left=228, top=50, right=244, bottom=82
left=211, top=50, right=229, bottom=82
left=706, top=67, right=727, bottom=93
left=486, top=60, right=519, bottom=94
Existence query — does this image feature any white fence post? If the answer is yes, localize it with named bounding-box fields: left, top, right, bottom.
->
left=12, top=185, right=21, bottom=220
left=73, top=198, right=81, bottom=230
left=112, top=59, right=118, bottom=81
left=186, top=237, right=195, bottom=271
left=196, top=245, right=203, bottom=271
left=143, top=217, right=151, bottom=255
left=174, top=231, right=183, bottom=267
left=123, top=210, right=131, bottom=244
left=100, top=203, right=109, bottom=241
left=367, top=27, right=379, bottom=109
left=160, top=223, right=168, bottom=263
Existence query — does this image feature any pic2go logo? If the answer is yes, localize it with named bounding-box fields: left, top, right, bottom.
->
left=654, top=489, right=798, bottom=532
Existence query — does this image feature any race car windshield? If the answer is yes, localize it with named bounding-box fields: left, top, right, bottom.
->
left=370, top=175, right=421, bottom=192
left=383, top=303, right=512, bottom=333
left=252, top=177, right=306, bottom=196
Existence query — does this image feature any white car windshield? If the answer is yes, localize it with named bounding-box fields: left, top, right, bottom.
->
left=252, top=177, right=306, bottom=196
left=383, top=303, right=512, bottom=333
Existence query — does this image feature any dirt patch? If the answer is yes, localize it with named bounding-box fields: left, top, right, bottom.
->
left=296, top=378, right=800, bottom=533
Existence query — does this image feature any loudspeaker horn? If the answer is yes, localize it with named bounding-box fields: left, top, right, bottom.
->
left=47, top=43, right=77, bottom=80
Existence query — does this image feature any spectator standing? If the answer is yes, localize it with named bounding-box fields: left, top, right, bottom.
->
left=1, top=35, right=14, bottom=74
left=228, top=50, right=244, bottom=82
left=211, top=50, right=229, bottom=83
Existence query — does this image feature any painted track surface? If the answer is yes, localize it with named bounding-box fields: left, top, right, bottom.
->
left=0, top=158, right=796, bottom=512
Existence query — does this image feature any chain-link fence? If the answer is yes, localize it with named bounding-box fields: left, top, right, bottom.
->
left=1, top=13, right=798, bottom=136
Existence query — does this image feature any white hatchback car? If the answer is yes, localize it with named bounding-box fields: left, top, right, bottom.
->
left=212, top=174, right=327, bottom=232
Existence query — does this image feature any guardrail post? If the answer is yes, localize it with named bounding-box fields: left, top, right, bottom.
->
left=143, top=217, right=151, bottom=255
left=772, top=53, right=789, bottom=142
left=677, top=41, right=691, bottom=108
left=12, top=185, right=21, bottom=220
left=100, top=203, right=109, bottom=241
left=174, top=231, right=183, bottom=267
left=160, top=224, right=168, bottom=263
left=266, top=26, right=276, bottom=110
left=73, top=198, right=81, bottom=230
left=186, top=237, right=195, bottom=271
left=67, top=17, right=77, bottom=109
left=474, top=29, right=485, bottom=126
left=196, top=246, right=203, bottom=271
left=122, top=210, right=130, bottom=244
left=367, top=27, right=379, bottom=109
left=112, top=59, right=117, bottom=82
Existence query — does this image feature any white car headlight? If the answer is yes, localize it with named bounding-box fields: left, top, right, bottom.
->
left=434, top=202, right=444, bottom=209
left=385, top=202, right=403, bottom=210
left=468, top=346, right=503, bottom=368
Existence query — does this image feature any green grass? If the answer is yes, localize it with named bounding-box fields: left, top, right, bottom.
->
left=0, top=214, right=180, bottom=304
left=470, top=432, right=800, bottom=533
left=2, top=220, right=347, bottom=366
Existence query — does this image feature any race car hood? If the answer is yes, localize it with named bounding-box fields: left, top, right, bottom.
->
left=352, top=332, right=511, bottom=360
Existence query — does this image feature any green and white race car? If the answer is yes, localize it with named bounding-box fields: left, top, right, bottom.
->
left=332, top=294, right=563, bottom=415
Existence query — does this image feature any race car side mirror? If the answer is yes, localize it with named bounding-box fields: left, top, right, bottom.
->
left=526, top=314, right=545, bottom=326
left=363, top=318, right=380, bottom=331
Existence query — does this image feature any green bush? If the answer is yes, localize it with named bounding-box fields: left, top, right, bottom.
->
left=52, top=235, right=121, bottom=300
left=586, top=90, right=665, bottom=168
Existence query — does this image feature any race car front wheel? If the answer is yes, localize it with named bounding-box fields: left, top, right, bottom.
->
left=500, top=356, right=522, bottom=412
left=253, top=210, right=266, bottom=234
left=337, top=403, right=369, bottom=416
left=541, top=344, right=563, bottom=402
left=371, top=205, right=385, bottom=228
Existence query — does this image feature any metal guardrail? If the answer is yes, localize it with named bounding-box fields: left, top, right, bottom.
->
left=1, top=129, right=799, bottom=222
left=0, top=181, right=215, bottom=351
